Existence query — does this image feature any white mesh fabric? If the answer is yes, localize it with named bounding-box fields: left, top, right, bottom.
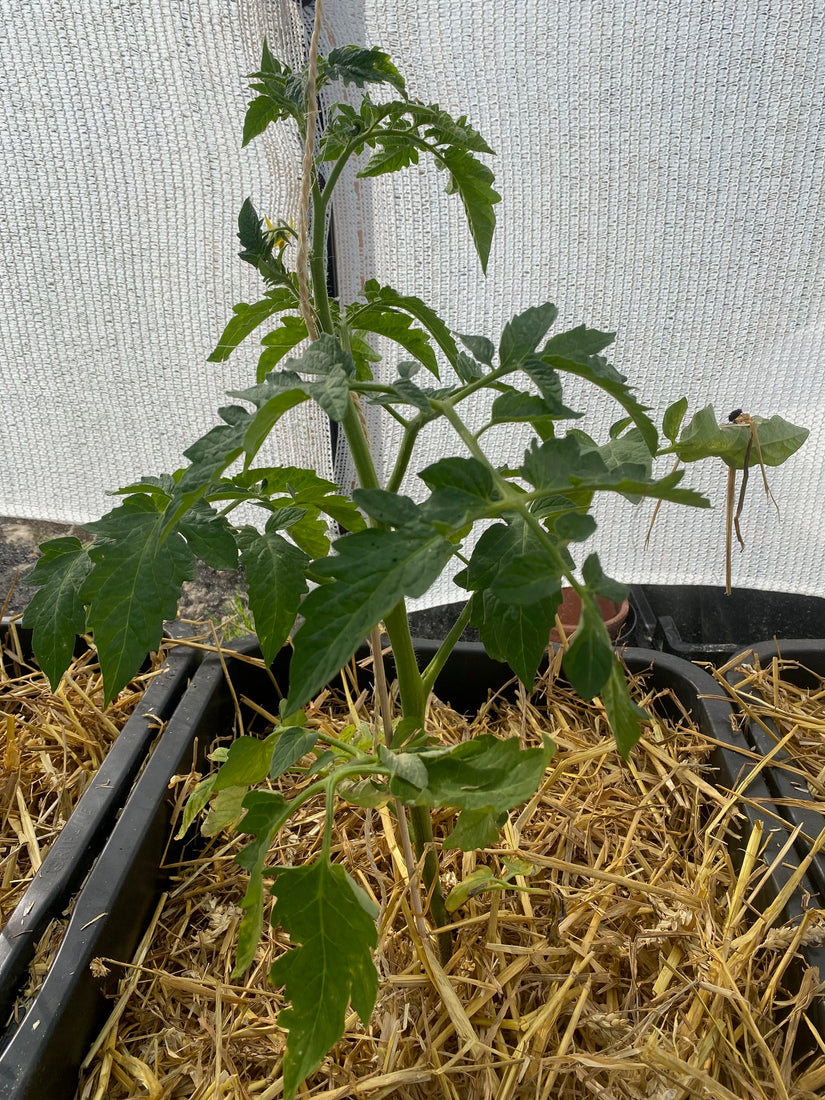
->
left=326, top=1, right=825, bottom=600
left=0, top=1, right=331, bottom=524
left=2, top=2, right=823, bottom=598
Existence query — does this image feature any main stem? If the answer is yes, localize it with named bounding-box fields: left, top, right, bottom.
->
left=306, top=131, right=450, bottom=957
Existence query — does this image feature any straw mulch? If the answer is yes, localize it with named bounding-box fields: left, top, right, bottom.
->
left=76, top=648, right=825, bottom=1100
left=714, top=649, right=825, bottom=804
left=1, top=622, right=168, bottom=924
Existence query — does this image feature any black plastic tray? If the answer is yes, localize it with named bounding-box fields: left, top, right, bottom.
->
left=2, top=638, right=822, bottom=1096
left=629, top=584, right=825, bottom=663
left=725, top=640, right=825, bottom=900
left=0, top=625, right=199, bottom=1028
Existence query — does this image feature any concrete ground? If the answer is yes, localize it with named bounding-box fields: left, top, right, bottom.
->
left=0, top=516, right=247, bottom=625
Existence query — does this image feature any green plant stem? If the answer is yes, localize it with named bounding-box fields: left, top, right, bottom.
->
left=313, top=730, right=363, bottom=758
left=337, top=354, right=450, bottom=955
left=385, top=422, right=421, bottom=495
left=420, top=599, right=474, bottom=698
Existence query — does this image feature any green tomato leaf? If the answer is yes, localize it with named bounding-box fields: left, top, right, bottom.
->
left=361, top=281, right=459, bottom=368
left=213, top=732, right=279, bottom=792
left=418, top=456, right=497, bottom=502
left=175, top=775, right=217, bottom=839
left=286, top=526, right=453, bottom=712
left=519, top=435, right=610, bottom=492
left=553, top=512, right=597, bottom=542
left=601, top=660, right=649, bottom=758
left=440, top=145, right=500, bottom=274
left=674, top=407, right=809, bottom=468
left=233, top=789, right=295, bottom=975
left=443, top=808, right=508, bottom=852
left=81, top=496, right=196, bottom=704
left=236, top=524, right=309, bottom=665
left=378, top=745, right=429, bottom=789
left=201, top=784, right=248, bottom=837
left=581, top=553, right=628, bottom=602
left=487, top=390, right=574, bottom=432
left=391, top=734, right=554, bottom=811
left=561, top=596, right=614, bottom=700
left=351, top=489, right=422, bottom=528
left=321, top=46, right=406, bottom=93
left=542, top=324, right=615, bottom=359
left=457, top=333, right=494, bottom=366
left=269, top=859, right=379, bottom=1100
left=662, top=397, right=689, bottom=444
left=22, top=537, right=93, bottom=690
left=178, top=502, right=238, bottom=571
left=174, top=405, right=253, bottom=507
left=269, top=727, right=319, bottom=780
left=208, top=290, right=296, bottom=363
left=257, top=316, right=309, bottom=381
left=498, top=303, right=558, bottom=370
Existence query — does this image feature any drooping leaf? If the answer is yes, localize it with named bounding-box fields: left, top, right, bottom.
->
left=268, top=859, right=379, bottom=1100
left=561, top=595, right=614, bottom=700
left=351, top=489, right=422, bottom=528
left=349, top=303, right=440, bottom=377
left=81, top=496, right=196, bottom=704
left=443, top=808, right=508, bottom=852
left=287, top=525, right=453, bottom=712
left=361, top=281, right=459, bottom=367
left=542, top=328, right=657, bottom=453
left=359, top=135, right=420, bottom=177
left=472, top=588, right=560, bottom=687
left=175, top=775, right=217, bottom=839
left=22, top=537, right=93, bottom=689
left=236, top=524, right=309, bottom=665
left=454, top=351, right=484, bottom=382
left=581, top=553, right=628, bottom=603
left=256, top=316, right=309, bottom=380
left=498, top=303, right=558, bottom=369
left=601, top=660, right=649, bottom=758
left=233, top=790, right=295, bottom=975
left=440, top=145, right=500, bottom=274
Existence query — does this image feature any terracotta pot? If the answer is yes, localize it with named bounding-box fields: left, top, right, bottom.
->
left=549, top=588, right=630, bottom=644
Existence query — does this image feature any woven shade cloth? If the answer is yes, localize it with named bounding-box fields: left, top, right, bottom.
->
left=2, top=1, right=822, bottom=601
